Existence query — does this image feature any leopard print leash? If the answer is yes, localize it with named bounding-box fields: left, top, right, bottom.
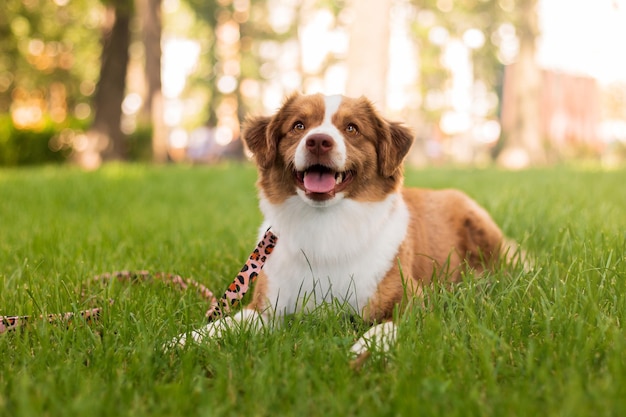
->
left=0, top=228, right=278, bottom=335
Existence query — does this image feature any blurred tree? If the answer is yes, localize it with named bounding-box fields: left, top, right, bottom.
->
left=0, top=0, right=101, bottom=125
left=181, top=0, right=219, bottom=125
left=80, top=0, right=132, bottom=166
left=181, top=0, right=293, bottom=157
left=137, top=0, right=167, bottom=163
left=410, top=0, right=545, bottom=166
left=345, top=0, right=392, bottom=108
left=497, top=0, right=546, bottom=167
left=411, top=0, right=507, bottom=122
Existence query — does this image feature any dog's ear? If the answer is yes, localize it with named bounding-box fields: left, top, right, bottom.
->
left=378, top=121, right=414, bottom=178
left=242, top=115, right=275, bottom=169
left=242, top=93, right=302, bottom=169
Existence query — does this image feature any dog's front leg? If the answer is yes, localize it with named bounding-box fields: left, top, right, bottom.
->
left=350, top=321, right=397, bottom=368
left=171, top=308, right=266, bottom=347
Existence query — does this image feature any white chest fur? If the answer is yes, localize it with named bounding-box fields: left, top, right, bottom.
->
left=257, top=193, right=410, bottom=316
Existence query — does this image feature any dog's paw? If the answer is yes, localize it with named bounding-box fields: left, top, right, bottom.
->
left=164, top=310, right=264, bottom=350
left=349, top=321, right=397, bottom=368
left=165, top=328, right=208, bottom=349
left=164, top=326, right=212, bottom=350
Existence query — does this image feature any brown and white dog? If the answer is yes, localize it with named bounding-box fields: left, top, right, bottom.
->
left=178, top=93, right=513, bottom=358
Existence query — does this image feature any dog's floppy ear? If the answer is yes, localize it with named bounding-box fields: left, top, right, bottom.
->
left=242, top=93, right=301, bottom=169
left=378, top=121, right=414, bottom=178
left=242, top=115, right=275, bottom=169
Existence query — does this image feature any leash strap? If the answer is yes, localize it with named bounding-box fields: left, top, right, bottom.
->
left=0, top=229, right=278, bottom=335
left=206, top=228, right=277, bottom=321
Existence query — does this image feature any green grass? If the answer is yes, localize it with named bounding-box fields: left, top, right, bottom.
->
left=1, top=163, right=625, bottom=417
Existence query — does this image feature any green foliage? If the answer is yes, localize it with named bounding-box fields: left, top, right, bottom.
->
left=1, top=165, right=625, bottom=416
left=183, top=0, right=299, bottom=125
left=0, top=117, right=159, bottom=166
left=410, top=0, right=515, bottom=121
left=0, top=115, right=87, bottom=165
left=0, top=0, right=102, bottom=115
left=126, top=123, right=154, bottom=162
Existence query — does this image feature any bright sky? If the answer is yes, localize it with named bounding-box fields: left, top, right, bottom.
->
left=537, top=0, right=626, bottom=84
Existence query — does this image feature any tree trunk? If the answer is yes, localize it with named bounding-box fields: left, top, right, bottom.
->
left=78, top=3, right=131, bottom=167
left=345, top=0, right=392, bottom=110
left=138, top=0, right=168, bottom=163
left=498, top=0, right=545, bottom=168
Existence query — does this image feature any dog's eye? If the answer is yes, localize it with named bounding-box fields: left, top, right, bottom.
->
left=293, top=122, right=305, bottom=131
left=346, top=124, right=359, bottom=135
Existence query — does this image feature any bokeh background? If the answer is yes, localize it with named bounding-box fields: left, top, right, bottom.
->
left=1, top=0, right=625, bottom=169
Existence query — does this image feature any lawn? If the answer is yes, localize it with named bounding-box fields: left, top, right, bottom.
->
left=1, top=163, right=625, bottom=417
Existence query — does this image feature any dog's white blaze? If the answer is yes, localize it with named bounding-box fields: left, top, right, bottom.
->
left=294, top=95, right=347, bottom=171
left=322, top=94, right=343, bottom=125
left=258, top=191, right=410, bottom=316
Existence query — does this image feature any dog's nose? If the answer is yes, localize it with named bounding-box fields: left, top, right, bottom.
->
left=305, top=134, right=334, bottom=155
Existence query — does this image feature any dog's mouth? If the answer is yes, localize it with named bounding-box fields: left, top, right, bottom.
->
left=294, top=164, right=354, bottom=200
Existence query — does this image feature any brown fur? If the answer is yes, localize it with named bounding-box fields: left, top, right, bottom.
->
left=362, top=188, right=504, bottom=322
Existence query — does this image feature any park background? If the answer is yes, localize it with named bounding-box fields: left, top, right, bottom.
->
left=2, top=2, right=626, bottom=416
left=2, top=0, right=626, bottom=169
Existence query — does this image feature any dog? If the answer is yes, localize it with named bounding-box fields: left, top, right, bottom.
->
left=176, top=93, right=515, bottom=361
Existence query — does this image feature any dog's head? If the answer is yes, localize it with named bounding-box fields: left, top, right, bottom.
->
left=242, top=93, right=414, bottom=207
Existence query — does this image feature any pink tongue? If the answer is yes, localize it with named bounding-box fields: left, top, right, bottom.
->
left=303, top=171, right=336, bottom=193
